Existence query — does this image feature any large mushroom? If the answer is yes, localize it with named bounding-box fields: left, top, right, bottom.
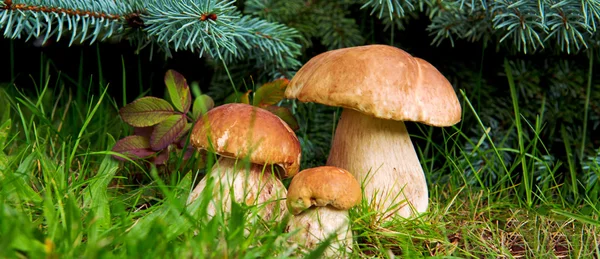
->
left=186, top=103, right=301, bottom=223
left=285, top=44, right=461, bottom=220
left=285, top=166, right=362, bottom=258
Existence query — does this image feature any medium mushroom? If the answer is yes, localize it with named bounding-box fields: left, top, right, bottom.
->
left=186, top=103, right=301, bottom=223
left=285, top=166, right=362, bottom=258
left=285, top=44, right=461, bottom=220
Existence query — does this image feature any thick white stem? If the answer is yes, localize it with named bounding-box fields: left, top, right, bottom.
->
left=187, top=157, right=288, bottom=223
left=286, top=206, right=352, bottom=258
left=326, top=108, right=428, bottom=219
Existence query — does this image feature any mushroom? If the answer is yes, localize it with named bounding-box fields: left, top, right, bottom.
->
left=186, top=103, right=301, bottom=224
left=284, top=44, right=461, bottom=220
left=285, top=166, right=362, bottom=258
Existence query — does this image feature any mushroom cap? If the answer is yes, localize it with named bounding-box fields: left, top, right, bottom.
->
left=190, top=103, right=301, bottom=178
left=285, top=44, right=462, bottom=127
left=286, top=166, right=362, bottom=215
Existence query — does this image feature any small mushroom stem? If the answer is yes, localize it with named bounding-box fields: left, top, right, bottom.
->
left=187, top=157, right=288, bottom=222
left=287, top=206, right=352, bottom=258
left=326, top=108, right=428, bottom=219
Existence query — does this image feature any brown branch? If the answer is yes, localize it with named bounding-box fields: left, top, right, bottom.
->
left=1, top=1, right=146, bottom=28
left=255, top=31, right=272, bottom=39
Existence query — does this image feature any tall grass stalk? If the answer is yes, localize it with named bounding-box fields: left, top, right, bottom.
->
left=504, top=58, right=532, bottom=207
left=581, top=48, right=594, bottom=160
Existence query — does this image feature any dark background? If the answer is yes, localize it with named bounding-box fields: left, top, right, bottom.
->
left=0, top=11, right=504, bottom=102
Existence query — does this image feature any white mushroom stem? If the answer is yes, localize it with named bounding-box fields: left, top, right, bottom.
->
left=326, top=108, right=428, bottom=219
left=286, top=206, right=352, bottom=258
left=186, top=157, right=288, bottom=223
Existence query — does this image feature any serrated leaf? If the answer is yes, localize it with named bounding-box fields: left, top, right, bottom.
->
left=165, top=70, right=192, bottom=113
left=253, top=78, right=289, bottom=107
left=119, top=97, right=177, bottom=127
left=177, top=123, right=193, bottom=142
left=150, top=114, right=187, bottom=151
left=192, top=94, right=215, bottom=121
left=134, top=126, right=154, bottom=138
left=111, top=135, right=156, bottom=161
left=264, top=105, right=299, bottom=131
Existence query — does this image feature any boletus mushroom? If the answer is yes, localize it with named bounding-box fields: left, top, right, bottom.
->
left=285, top=166, right=362, bottom=257
left=285, top=44, right=461, bottom=220
left=186, top=103, right=301, bottom=223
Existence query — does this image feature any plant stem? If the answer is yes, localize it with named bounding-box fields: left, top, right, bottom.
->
left=505, top=58, right=531, bottom=207
left=580, top=48, right=593, bottom=161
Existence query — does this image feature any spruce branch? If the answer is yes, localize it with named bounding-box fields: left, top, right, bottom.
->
left=491, top=1, right=546, bottom=54
left=216, top=14, right=303, bottom=74
left=0, top=0, right=303, bottom=75
left=141, top=0, right=240, bottom=58
left=361, top=0, right=417, bottom=20
left=0, top=0, right=138, bottom=46
left=582, top=0, right=600, bottom=32
left=543, top=0, right=591, bottom=53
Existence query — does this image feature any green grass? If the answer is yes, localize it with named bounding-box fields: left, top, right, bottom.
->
left=1, top=52, right=599, bottom=259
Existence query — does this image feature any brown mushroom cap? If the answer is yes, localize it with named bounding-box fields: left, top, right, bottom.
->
left=285, top=44, right=461, bottom=127
left=190, top=103, right=301, bottom=178
left=286, top=166, right=362, bottom=215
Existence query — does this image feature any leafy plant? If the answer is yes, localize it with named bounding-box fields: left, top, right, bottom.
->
left=111, top=69, right=214, bottom=165
left=225, top=78, right=299, bottom=131
left=111, top=71, right=299, bottom=167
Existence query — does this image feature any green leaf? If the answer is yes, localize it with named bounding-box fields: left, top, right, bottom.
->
left=119, top=97, right=177, bottom=127
left=252, top=78, right=289, bottom=107
left=1, top=152, right=42, bottom=203
left=0, top=89, right=10, bottom=124
left=192, top=94, right=215, bottom=121
left=150, top=114, right=187, bottom=151
left=0, top=119, right=10, bottom=148
left=264, top=105, right=299, bottom=131
left=191, top=81, right=202, bottom=98
left=0, top=153, right=6, bottom=172
left=164, top=70, right=192, bottom=113
left=83, top=153, right=119, bottom=230
left=240, top=90, right=252, bottom=105
left=111, top=135, right=156, bottom=161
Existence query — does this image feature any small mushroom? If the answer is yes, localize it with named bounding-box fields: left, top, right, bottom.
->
left=285, top=166, right=362, bottom=258
left=285, top=44, right=461, bottom=220
left=187, top=103, right=301, bottom=224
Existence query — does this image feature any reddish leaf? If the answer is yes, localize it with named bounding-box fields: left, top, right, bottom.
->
left=152, top=150, right=170, bottom=165
left=150, top=114, right=187, bottom=151
left=253, top=78, right=289, bottom=107
left=264, top=105, right=299, bottom=131
left=119, top=97, right=176, bottom=127
left=182, top=148, right=194, bottom=160
left=164, top=70, right=192, bottom=113
left=192, top=94, right=215, bottom=120
left=133, top=126, right=154, bottom=138
left=111, top=135, right=156, bottom=161
left=176, top=123, right=193, bottom=149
